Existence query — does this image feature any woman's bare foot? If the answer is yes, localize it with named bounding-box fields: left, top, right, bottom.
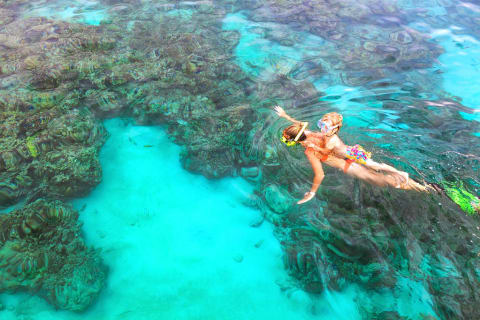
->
left=424, top=182, right=445, bottom=194
left=404, top=179, right=431, bottom=192
left=472, top=200, right=480, bottom=213
left=394, top=171, right=410, bottom=188
left=399, top=171, right=409, bottom=186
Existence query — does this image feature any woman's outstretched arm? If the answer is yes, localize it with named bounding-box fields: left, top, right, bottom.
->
left=274, top=106, right=302, bottom=125
left=298, top=148, right=325, bottom=204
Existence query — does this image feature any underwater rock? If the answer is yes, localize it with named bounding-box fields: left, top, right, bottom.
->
left=0, top=14, right=111, bottom=206
left=39, top=146, right=103, bottom=197
left=0, top=3, right=255, bottom=199
left=0, top=199, right=107, bottom=311
left=0, top=106, right=106, bottom=206
left=0, top=8, right=14, bottom=27
left=233, top=0, right=443, bottom=87
left=233, top=254, right=244, bottom=263
left=240, top=166, right=259, bottom=177
left=240, top=166, right=261, bottom=181
left=42, top=252, right=106, bottom=311
left=370, top=311, right=408, bottom=320
left=264, top=184, right=294, bottom=214
left=390, top=30, right=414, bottom=44
left=255, top=77, right=320, bottom=108
left=174, top=104, right=255, bottom=179
left=266, top=169, right=480, bottom=318
left=282, top=237, right=324, bottom=292
left=264, top=26, right=299, bottom=46
left=0, top=176, right=28, bottom=208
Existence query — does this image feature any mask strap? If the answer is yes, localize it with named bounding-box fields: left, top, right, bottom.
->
left=294, top=122, right=308, bottom=142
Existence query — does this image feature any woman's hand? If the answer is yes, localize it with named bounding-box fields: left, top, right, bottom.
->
left=297, top=191, right=316, bottom=204
left=274, top=106, right=287, bottom=118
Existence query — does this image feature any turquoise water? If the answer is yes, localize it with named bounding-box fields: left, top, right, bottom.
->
left=21, top=0, right=107, bottom=25
left=1, top=1, right=480, bottom=319
left=222, top=12, right=327, bottom=79
left=0, top=119, right=315, bottom=319
left=0, top=119, right=436, bottom=319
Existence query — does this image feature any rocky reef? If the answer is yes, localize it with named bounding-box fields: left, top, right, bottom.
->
left=224, top=0, right=444, bottom=90
left=0, top=199, right=106, bottom=311
left=0, top=0, right=480, bottom=318
left=0, top=14, right=108, bottom=207
left=0, top=0, right=265, bottom=310
left=252, top=113, right=480, bottom=319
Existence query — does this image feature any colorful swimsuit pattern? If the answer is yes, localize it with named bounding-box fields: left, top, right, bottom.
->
left=344, top=144, right=371, bottom=172
left=346, top=144, right=371, bottom=164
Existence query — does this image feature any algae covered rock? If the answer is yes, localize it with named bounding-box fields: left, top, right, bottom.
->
left=0, top=107, right=106, bottom=207
left=264, top=184, right=294, bottom=214
left=226, top=0, right=443, bottom=89
left=0, top=199, right=107, bottom=311
left=175, top=104, right=256, bottom=178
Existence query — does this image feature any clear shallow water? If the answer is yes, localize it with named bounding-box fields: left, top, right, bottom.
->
left=1, top=0, right=480, bottom=319
left=20, top=0, right=107, bottom=25
left=0, top=119, right=436, bottom=319
left=0, top=119, right=316, bottom=319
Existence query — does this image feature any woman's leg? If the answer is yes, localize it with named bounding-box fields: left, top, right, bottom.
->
left=365, top=159, right=409, bottom=183
left=345, top=162, right=428, bottom=192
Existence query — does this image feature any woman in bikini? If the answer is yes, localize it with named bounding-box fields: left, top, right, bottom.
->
left=275, top=106, right=429, bottom=204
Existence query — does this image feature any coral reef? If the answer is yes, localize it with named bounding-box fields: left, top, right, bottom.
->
left=253, top=152, right=480, bottom=319
left=223, top=0, right=444, bottom=89
left=0, top=199, right=106, bottom=311
left=0, top=106, right=106, bottom=207
left=0, top=2, right=261, bottom=311
left=0, top=0, right=479, bottom=318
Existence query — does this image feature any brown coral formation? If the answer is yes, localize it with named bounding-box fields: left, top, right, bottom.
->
left=0, top=107, right=106, bottom=206
left=0, top=1, right=263, bottom=312
left=0, top=199, right=106, bottom=311
left=226, top=0, right=444, bottom=89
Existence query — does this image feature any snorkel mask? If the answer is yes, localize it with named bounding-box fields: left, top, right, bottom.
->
left=281, top=122, right=308, bottom=147
left=317, top=119, right=339, bottom=135
left=281, top=136, right=297, bottom=146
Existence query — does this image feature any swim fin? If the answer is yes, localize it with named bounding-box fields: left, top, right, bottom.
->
left=440, top=181, right=480, bottom=215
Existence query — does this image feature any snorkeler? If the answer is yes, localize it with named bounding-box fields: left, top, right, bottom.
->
left=274, top=106, right=430, bottom=204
